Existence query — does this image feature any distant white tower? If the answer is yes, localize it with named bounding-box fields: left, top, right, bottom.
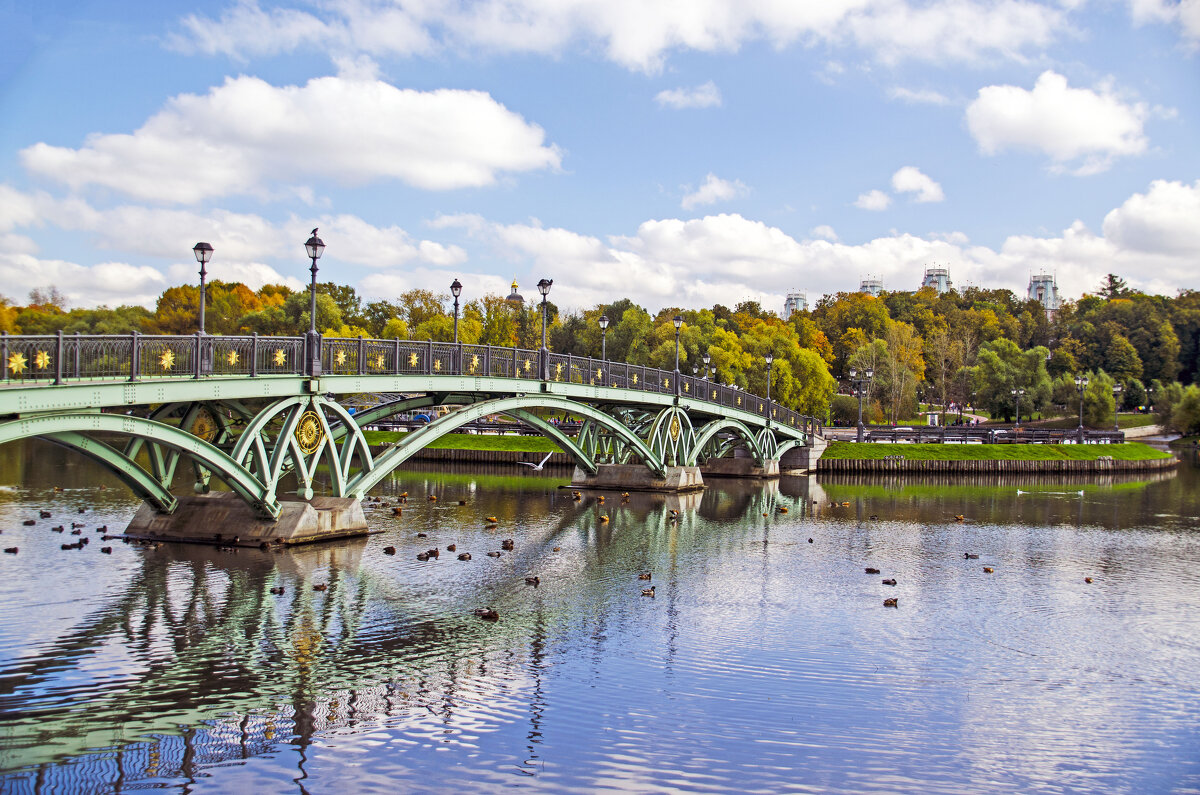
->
left=859, top=277, right=883, bottom=297
left=782, top=291, right=808, bottom=320
left=1028, top=272, right=1060, bottom=317
left=921, top=265, right=953, bottom=294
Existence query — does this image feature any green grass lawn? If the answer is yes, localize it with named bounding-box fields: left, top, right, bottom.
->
left=361, top=430, right=561, bottom=453
left=823, top=441, right=1171, bottom=461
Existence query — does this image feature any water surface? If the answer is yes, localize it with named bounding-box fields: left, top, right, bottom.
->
left=1, top=441, right=1198, bottom=793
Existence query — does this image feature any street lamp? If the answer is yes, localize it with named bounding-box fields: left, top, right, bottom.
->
left=192, top=242, right=213, bottom=335
left=672, top=315, right=683, bottom=397
left=1075, top=374, right=1089, bottom=442
left=765, top=353, right=774, bottom=426
left=450, top=278, right=462, bottom=344
left=703, top=353, right=711, bottom=379
left=849, top=367, right=873, bottom=443
left=304, top=229, right=325, bottom=376
left=598, top=314, right=609, bottom=362
left=1112, top=383, right=1124, bottom=431
left=537, top=278, right=552, bottom=379
left=1010, top=387, right=1026, bottom=427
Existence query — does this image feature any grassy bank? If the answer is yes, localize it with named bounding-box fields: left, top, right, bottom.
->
left=823, top=441, right=1171, bottom=461
left=361, top=430, right=560, bottom=453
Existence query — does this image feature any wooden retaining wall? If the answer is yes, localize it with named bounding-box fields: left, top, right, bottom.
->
left=817, top=456, right=1178, bottom=474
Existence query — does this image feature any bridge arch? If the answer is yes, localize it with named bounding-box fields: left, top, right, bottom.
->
left=688, top=417, right=766, bottom=467
left=348, top=394, right=666, bottom=496
left=0, top=414, right=282, bottom=519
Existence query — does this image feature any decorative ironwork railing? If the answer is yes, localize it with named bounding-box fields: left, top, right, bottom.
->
left=0, top=332, right=822, bottom=436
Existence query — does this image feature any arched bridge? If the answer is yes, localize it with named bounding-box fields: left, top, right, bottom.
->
left=0, top=332, right=822, bottom=524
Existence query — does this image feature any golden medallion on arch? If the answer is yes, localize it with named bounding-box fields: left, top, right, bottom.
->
left=295, top=410, right=324, bottom=455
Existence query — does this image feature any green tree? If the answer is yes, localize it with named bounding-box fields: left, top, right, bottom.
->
left=1169, top=385, right=1200, bottom=434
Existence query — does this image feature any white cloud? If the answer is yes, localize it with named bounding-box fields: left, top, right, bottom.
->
left=175, top=0, right=1071, bottom=72
left=965, top=70, right=1149, bottom=175
left=891, top=166, right=945, bottom=203
left=888, top=86, right=950, bottom=105
left=20, top=74, right=561, bottom=203
left=810, top=225, right=839, bottom=242
left=165, top=260, right=305, bottom=292
left=655, top=81, right=722, bottom=109
left=681, top=174, right=749, bottom=210
left=1128, top=0, right=1200, bottom=44
left=1101, top=179, right=1200, bottom=256
left=0, top=254, right=167, bottom=309
left=854, top=189, right=892, bottom=211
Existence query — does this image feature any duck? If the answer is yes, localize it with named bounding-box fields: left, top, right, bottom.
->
left=883, top=598, right=898, bottom=608
left=428, top=548, right=440, bottom=558
left=641, top=586, right=656, bottom=597
left=428, top=495, right=438, bottom=502
left=954, top=515, right=965, bottom=522
left=21, top=520, right=35, bottom=527
left=100, top=547, right=112, bottom=554
left=964, top=553, right=978, bottom=559
left=599, top=515, right=609, bottom=523
left=840, top=501, right=851, bottom=507
left=71, top=522, right=84, bottom=529
left=808, top=538, right=814, bottom=543
left=983, top=566, right=994, bottom=574
left=777, top=506, right=788, bottom=513
left=485, top=516, right=499, bottom=524
left=62, top=542, right=81, bottom=550
left=416, top=552, right=431, bottom=561
left=487, top=551, right=502, bottom=557
left=882, top=578, right=897, bottom=586
left=458, top=552, right=472, bottom=561
left=552, top=546, right=561, bottom=552
left=4, top=547, right=17, bottom=554
left=501, top=539, right=514, bottom=550
left=69, top=529, right=81, bottom=536
left=97, top=525, right=107, bottom=532
left=270, top=586, right=285, bottom=595
left=313, top=583, right=328, bottom=592
left=474, top=608, right=499, bottom=621
left=51, top=526, right=64, bottom=533
left=525, top=576, right=540, bottom=587
left=383, top=546, right=396, bottom=555
left=417, top=532, right=428, bottom=538
left=458, top=500, right=467, bottom=505
left=39, top=510, right=51, bottom=519
left=865, top=567, right=880, bottom=574
left=763, top=512, right=769, bottom=517
left=53, top=486, right=63, bottom=493
left=1084, top=576, right=1094, bottom=584
left=869, top=515, right=879, bottom=521
left=446, top=543, right=456, bottom=552
left=392, top=507, right=403, bottom=516
left=638, top=572, right=652, bottom=581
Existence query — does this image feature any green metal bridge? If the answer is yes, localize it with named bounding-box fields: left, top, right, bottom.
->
left=0, top=332, right=821, bottom=520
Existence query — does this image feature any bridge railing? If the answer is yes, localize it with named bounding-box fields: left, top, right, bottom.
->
left=0, top=332, right=823, bottom=438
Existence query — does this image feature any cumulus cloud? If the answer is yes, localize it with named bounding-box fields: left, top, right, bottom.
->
left=1128, top=0, right=1200, bottom=44
left=810, top=225, right=839, bottom=242
left=891, top=166, right=944, bottom=203
left=966, top=70, right=1149, bottom=175
left=20, top=74, right=561, bottom=203
left=1102, top=179, right=1200, bottom=256
left=174, top=0, right=1070, bottom=72
left=854, top=189, right=892, bottom=211
left=655, top=81, right=722, bottom=109
left=0, top=254, right=167, bottom=308
left=681, top=174, right=749, bottom=210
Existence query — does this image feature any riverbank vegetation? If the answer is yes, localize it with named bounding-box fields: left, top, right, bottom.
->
left=361, top=430, right=559, bottom=453
left=822, top=441, right=1172, bottom=461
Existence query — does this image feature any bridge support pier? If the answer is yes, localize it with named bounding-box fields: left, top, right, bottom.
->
left=570, top=464, right=704, bottom=493
left=700, top=458, right=781, bottom=479
left=779, top=437, right=828, bottom=474
left=123, top=492, right=374, bottom=547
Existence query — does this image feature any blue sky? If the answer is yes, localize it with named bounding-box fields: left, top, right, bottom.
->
left=1, top=0, right=1197, bottom=315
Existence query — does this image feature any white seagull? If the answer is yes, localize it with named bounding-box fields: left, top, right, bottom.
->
left=518, top=452, right=555, bottom=471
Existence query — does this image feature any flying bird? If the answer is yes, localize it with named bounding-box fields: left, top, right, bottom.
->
left=311, top=227, right=319, bottom=236
left=518, top=452, right=555, bottom=471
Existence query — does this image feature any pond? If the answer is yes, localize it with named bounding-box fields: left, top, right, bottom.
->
left=1, top=441, right=1198, bottom=793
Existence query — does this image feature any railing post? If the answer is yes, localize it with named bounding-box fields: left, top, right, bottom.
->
left=394, top=338, right=400, bottom=373
left=1, top=331, right=7, bottom=381
left=129, top=331, right=140, bottom=382
left=426, top=340, right=433, bottom=375
left=485, top=346, right=491, bottom=376
left=357, top=335, right=364, bottom=375
left=194, top=331, right=203, bottom=379
left=54, top=330, right=64, bottom=385
left=513, top=346, right=518, bottom=378
left=73, top=332, right=81, bottom=379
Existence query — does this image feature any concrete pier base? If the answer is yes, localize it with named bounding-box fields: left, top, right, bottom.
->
left=700, top=458, right=781, bottom=479
left=124, top=492, right=374, bottom=547
left=779, top=437, right=828, bottom=474
left=570, top=464, right=705, bottom=492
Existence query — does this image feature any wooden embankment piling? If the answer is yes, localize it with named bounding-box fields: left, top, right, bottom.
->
left=817, top=457, right=1177, bottom=474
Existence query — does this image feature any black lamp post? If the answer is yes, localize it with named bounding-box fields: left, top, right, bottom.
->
left=1075, top=375, right=1089, bottom=442
left=849, top=367, right=873, bottom=443
left=765, top=353, right=774, bottom=426
left=703, top=353, right=711, bottom=379
left=304, top=229, right=325, bottom=377
left=1112, top=383, right=1123, bottom=431
left=537, top=278, right=552, bottom=379
left=193, top=242, right=213, bottom=335
left=450, top=278, right=462, bottom=343
left=599, top=314, right=609, bottom=361
left=1011, top=387, right=1025, bottom=427
left=673, top=315, right=683, bottom=396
